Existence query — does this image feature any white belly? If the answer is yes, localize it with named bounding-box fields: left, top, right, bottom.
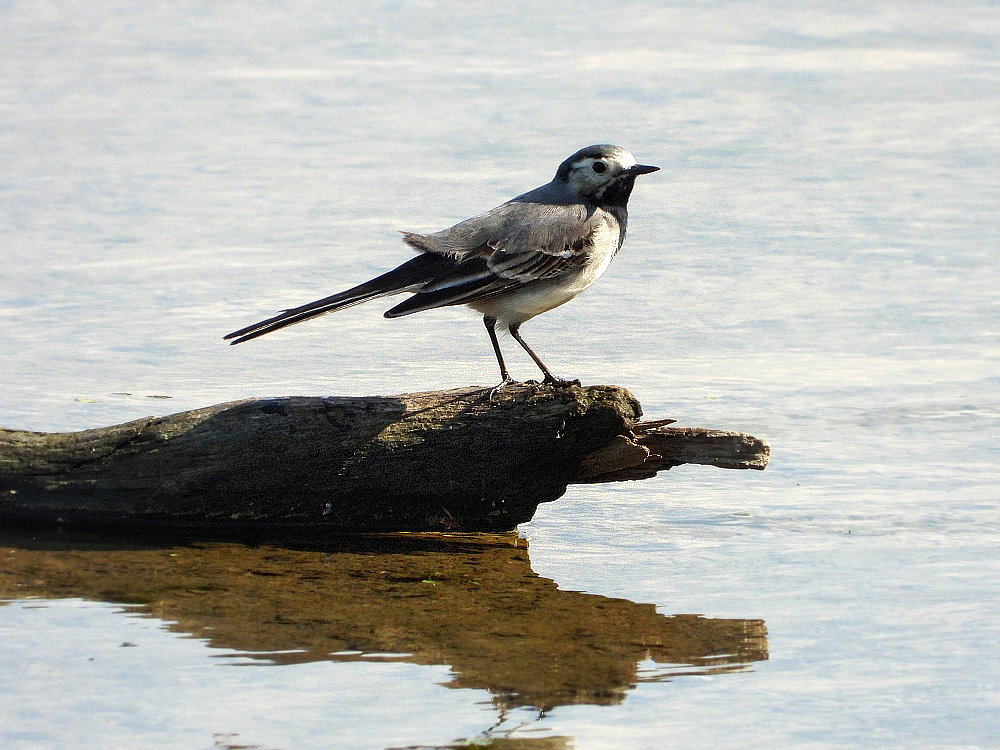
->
left=469, top=221, right=620, bottom=324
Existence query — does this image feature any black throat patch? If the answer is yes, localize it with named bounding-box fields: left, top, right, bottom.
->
left=593, top=174, right=637, bottom=209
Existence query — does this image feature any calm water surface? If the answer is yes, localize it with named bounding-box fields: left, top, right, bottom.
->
left=2, top=2, right=998, bottom=748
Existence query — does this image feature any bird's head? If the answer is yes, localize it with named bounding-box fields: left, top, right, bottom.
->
left=555, top=144, right=659, bottom=206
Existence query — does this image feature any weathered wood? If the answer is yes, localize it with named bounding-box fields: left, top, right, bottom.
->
left=576, top=422, right=770, bottom=482
left=0, top=384, right=769, bottom=532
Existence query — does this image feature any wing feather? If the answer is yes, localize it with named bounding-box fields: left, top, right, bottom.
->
left=385, top=204, right=609, bottom=318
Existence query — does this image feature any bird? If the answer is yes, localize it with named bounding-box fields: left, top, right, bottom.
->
left=224, top=144, right=658, bottom=386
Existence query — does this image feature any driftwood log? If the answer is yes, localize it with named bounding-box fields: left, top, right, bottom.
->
left=0, top=384, right=768, bottom=533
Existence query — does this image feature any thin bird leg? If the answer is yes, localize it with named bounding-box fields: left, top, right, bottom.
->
left=508, top=323, right=580, bottom=387
left=483, top=316, right=512, bottom=383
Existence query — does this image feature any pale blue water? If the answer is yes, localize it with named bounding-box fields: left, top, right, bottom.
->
left=2, top=2, right=998, bottom=748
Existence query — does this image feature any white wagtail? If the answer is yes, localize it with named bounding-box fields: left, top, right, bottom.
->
left=225, top=144, right=658, bottom=386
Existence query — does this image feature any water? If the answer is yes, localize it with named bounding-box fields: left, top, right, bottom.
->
left=2, top=1, right=998, bottom=748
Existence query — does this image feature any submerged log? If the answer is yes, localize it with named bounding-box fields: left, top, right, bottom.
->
left=0, top=384, right=769, bottom=532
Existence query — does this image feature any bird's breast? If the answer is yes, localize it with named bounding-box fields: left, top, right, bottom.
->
left=571, top=219, right=621, bottom=288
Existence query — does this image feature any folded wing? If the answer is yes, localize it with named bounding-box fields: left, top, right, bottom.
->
left=385, top=203, right=601, bottom=318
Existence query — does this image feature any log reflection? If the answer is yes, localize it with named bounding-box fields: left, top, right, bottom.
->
left=0, top=529, right=767, bottom=710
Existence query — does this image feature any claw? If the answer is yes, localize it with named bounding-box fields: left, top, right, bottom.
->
left=542, top=375, right=581, bottom=388
left=489, top=377, right=517, bottom=402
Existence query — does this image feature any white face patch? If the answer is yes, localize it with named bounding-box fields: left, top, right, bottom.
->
left=615, top=151, right=638, bottom=170
left=576, top=149, right=636, bottom=175
left=564, top=149, right=637, bottom=199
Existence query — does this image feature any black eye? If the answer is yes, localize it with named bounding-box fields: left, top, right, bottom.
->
left=592, top=161, right=607, bottom=174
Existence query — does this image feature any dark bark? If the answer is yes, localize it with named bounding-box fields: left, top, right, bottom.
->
left=0, top=384, right=769, bottom=532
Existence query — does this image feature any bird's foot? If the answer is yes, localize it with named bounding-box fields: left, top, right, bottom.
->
left=542, top=375, right=581, bottom=388
left=488, top=377, right=518, bottom=402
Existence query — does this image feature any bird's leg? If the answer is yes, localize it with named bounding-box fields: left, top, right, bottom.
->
left=484, top=316, right=515, bottom=398
left=508, top=323, right=580, bottom=388
left=484, top=316, right=512, bottom=381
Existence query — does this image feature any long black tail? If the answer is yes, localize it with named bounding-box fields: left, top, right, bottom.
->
left=224, top=253, right=451, bottom=345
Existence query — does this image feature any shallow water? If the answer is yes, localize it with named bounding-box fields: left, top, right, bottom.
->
left=2, top=2, right=999, bottom=748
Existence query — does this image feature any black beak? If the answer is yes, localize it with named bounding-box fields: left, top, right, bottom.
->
left=627, top=164, right=660, bottom=176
